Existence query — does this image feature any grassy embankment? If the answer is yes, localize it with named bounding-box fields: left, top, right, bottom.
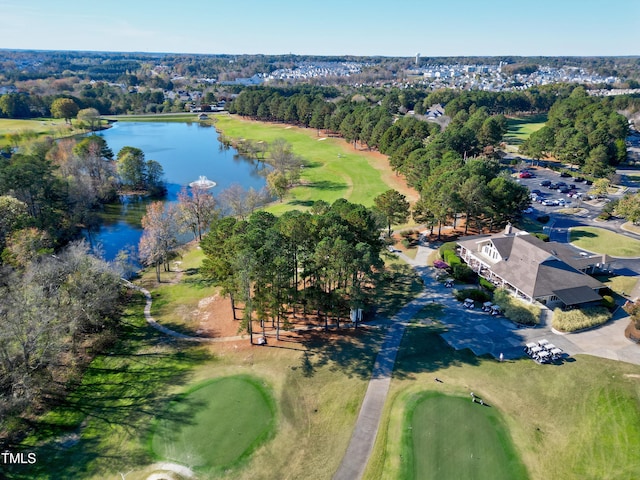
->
left=364, top=316, right=640, bottom=480
left=103, top=113, right=202, bottom=123
left=0, top=118, right=87, bottom=147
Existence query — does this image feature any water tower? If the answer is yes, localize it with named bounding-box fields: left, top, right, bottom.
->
left=415, top=53, right=421, bottom=66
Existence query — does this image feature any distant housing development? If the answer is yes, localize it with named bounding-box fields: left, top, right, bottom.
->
left=457, top=225, right=610, bottom=309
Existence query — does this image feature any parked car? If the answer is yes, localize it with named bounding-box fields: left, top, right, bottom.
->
left=523, top=207, right=534, bottom=214
left=540, top=179, right=551, bottom=186
left=519, top=171, right=533, bottom=178
left=569, top=184, right=576, bottom=190
left=531, top=189, right=542, bottom=195
left=585, top=180, right=593, bottom=185
left=560, top=171, right=572, bottom=177
left=559, top=187, right=570, bottom=193
left=574, top=176, right=585, bottom=182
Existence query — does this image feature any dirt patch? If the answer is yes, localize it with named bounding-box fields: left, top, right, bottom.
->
left=196, top=294, right=243, bottom=338
left=197, top=291, right=370, bottom=350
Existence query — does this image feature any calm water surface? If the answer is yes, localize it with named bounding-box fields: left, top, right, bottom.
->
left=86, top=121, right=267, bottom=261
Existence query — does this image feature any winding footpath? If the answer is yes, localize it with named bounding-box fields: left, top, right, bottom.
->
left=122, top=279, right=245, bottom=343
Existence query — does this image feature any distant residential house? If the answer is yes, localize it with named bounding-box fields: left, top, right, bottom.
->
left=457, top=225, right=610, bottom=308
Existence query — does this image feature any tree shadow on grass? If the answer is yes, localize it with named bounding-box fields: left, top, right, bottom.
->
left=570, top=230, right=598, bottom=241
left=296, top=328, right=386, bottom=380
left=288, top=200, right=315, bottom=207
left=392, top=323, right=483, bottom=381
left=307, top=180, right=347, bottom=191
left=7, top=293, right=214, bottom=479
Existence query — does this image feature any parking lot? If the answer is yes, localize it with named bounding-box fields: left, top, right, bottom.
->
left=512, top=166, right=592, bottom=212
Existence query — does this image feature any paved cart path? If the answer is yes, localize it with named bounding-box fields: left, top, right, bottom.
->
left=332, top=292, right=431, bottom=480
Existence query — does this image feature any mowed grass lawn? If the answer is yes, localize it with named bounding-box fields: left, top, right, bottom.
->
left=570, top=226, right=640, bottom=257
left=214, top=115, right=404, bottom=213
left=503, top=114, right=547, bottom=146
left=365, top=321, right=640, bottom=480
left=150, top=376, right=275, bottom=471
left=404, top=392, right=527, bottom=480
left=0, top=117, right=82, bottom=146
left=141, top=244, right=222, bottom=336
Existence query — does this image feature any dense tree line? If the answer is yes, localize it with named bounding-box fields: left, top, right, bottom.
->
left=229, top=85, right=531, bottom=237
left=0, top=86, right=188, bottom=118
left=420, top=85, right=568, bottom=117
left=0, top=135, right=168, bottom=259
left=521, top=87, right=630, bottom=177
left=138, top=182, right=271, bottom=281
left=200, top=200, right=383, bottom=340
left=412, top=156, right=530, bottom=238
left=0, top=241, right=123, bottom=444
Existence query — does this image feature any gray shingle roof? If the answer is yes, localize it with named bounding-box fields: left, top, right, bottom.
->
left=552, top=286, right=603, bottom=306
left=458, top=228, right=604, bottom=302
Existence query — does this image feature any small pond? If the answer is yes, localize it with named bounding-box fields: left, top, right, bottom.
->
left=85, top=121, right=267, bottom=261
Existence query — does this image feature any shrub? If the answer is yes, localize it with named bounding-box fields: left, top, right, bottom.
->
left=479, top=277, right=496, bottom=292
left=552, top=307, right=612, bottom=332
left=439, top=241, right=458, bottom=257
left=443, top=250, right=461, bottom=267
left=454, top=288, right=491, bottom=303
left=452, top=264, right=476, bottom=283
left=532, top=233, right=550, bottom=242
left=492, top=288, right=541, bottom=325
left=601, top=295, right=616, bottom=311
left=401, top=239, right=411, bottom=248
left=602, top=199, right=618, bottom=214
left=597, top=212, right=611, bottom=221
left=536, top=215, right=550, bottom=224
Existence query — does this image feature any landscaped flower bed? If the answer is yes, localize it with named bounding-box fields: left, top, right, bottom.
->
left=552, top=307, right=612, bottom=332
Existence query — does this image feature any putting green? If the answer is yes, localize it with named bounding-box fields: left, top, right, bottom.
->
left=151, top=375, right=275, bottom=469
left=403, top=392, right=527, bottom=480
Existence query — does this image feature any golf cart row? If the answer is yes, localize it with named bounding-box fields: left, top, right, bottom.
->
left=462, top=299, right=502, bottom=316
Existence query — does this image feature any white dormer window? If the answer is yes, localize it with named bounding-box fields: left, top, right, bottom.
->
left=482, top=244, right=500, bottom=261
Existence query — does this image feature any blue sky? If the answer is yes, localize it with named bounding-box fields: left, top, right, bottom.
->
left=1, top=0, right=638, bottom=57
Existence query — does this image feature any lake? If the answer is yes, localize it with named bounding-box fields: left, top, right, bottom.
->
left=85, top=120, right=267, bottom=261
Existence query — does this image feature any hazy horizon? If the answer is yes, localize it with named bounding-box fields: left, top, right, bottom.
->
left=1, top=0, right=638, bottom=58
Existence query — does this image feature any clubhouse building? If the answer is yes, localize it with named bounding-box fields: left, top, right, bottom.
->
left=456, top=225, right=611, bottom=309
